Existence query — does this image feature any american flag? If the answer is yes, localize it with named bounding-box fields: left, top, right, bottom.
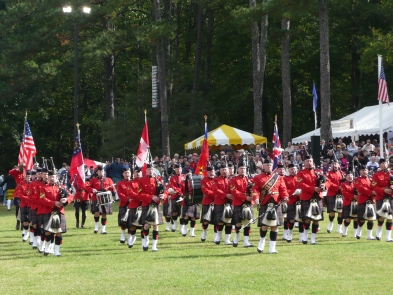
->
left=378, top=65, right=390, bottom=105
left=272, top=122, right=281, bottom=170
left=18, top=120, right=36, bottom=170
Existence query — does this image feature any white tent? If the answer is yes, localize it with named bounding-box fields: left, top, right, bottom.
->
left=292, top=104, right=393, bottom=143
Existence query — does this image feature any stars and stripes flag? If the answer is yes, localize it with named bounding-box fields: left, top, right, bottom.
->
left=378, top=65, right=390, bottom=105
left=196, top=116, right=209, bottom=177
left=272, top=120, right=281, bottom=170
left=18, top=120, right=36, bottom=170
left=136, top=111, right=150, bottom=172
left=69, top=127, right=85, bottom=188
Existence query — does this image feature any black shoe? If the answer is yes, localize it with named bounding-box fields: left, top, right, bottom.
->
left=128, top=244, right=134, bottom=248
left=257, top=249, right=263, bottom=253
left=101, top=232, right=107, bottom=235
left=327, top=230, right=331, bottom=233
left=81, top=225, right=85, bottom=229
left=215, top=241, right=220, bottom=245
left=376, top=237, right=380, bottom=241
left=311, top=242, right=316, bottom=245
left=120, top=240, right=125, bottom=244
left=286, top=239, right=292, bottom=243
left=32, top=246, right=37, bottom=250
left=302, top=240, right=308, bottom=244
left=244, top=244, right=254, bottom=248
left=94, top=230, right=98, bottom=234
left=232, top=243, right=238, bottom=247
left=171, top=229, right=176, bottom=232
left=29, top=242, right=33, bottom=245
left=356, top=235, right=361, bottom=239
left=16, top=221, right=20, bottom=230
left=76, top=222, right=79, bottom=228
left=143, top=246, right=148, bottom=251
left=201, top=238, right=206, bottom=242
left=44, top=252, right=49, bottom=256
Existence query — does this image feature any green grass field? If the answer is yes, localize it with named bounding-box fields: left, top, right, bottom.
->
left=1, top=203, right=392, bottom=295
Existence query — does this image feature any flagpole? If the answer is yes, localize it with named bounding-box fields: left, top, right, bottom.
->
left=22, top=110, right=27, bottom=171
left=378, top=55, right=383, bottom=158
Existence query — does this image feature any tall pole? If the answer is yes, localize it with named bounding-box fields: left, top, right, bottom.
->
left=378, top=55, right=383, bottom=158
left=74, top=22, right=79, bottom=140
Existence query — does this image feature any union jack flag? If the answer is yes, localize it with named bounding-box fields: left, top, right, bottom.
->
left=272, top=122, right=281, bottom=170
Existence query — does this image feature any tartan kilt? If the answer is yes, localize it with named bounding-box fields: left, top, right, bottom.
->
left=163, top=203, right=169, bottom=216
left=257, top=202, right=283, bottom=227
left=6, top=189, right=14, bottom=200
left=201, top=204, right=214, bottom=224
left=29, top=209, right=38, bottom=225
left=376, top=199, right=387, bottom=219
left=181, top=204, right=200, bottom=219
left=118, top=205, right=128, bottom=226
left=286, top=203, right=297, bottom=221
left=43, top=213, right=67, bottom=233
left=21, top=206, right=30, bottom=223
left=90, top=201, right=112, bottom=215
left=301, top=199, right=324, bottom=221
left=357, top=202, right=367, bottom=220
left=140, top=204, right=163, bottom=225
left=168, top=199, right=181, bottom=216
left=126, top=207, right=143, bottom=229
left=341, top=205, right=353, bottom=219
left=213, top=204, right=225, bottom=225
left=232, top=206, right=243, bottom=225
left=324, top=196, right=337, bottom=213
left=74, top=200, right=89, bottom=211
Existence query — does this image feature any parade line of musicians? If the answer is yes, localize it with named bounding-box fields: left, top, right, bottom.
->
left=3, top=154, right=393, bottom=256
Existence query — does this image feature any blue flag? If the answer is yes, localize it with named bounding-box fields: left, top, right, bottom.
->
left=312, top=83, right=318, bottom=113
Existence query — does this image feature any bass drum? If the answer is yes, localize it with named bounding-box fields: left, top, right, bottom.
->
left=185, top=175, right=204, bottom=206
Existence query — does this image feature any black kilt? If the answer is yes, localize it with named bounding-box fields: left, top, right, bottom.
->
left=90, top=200, right=113, bottom=215
left=301, top=199, right=324, bottom=221
left=286, top=203, right=297, bottom=221
left=74, top=200, right=89, bottom=211
left=43, top=213, right=67, bottom=233
left=258, top=199, right=283, bottom=227
left=201, top=204, right=214, bottom=224
left=118, top=205, right=128, bottom=226
left=341, top=205, right=353, bottom=219
left=163, top=203, right=169, bottom=216
left=29, top=208, right=38, bottom=225
left=181, top=204, right=201, bottom=219
left=126, top=207, right=143, bottom=229
left=324, top=195, right=337, bottom=213
left=21, top=206, right=30, bottom=223
left=140, top=204, right=163, bottom=225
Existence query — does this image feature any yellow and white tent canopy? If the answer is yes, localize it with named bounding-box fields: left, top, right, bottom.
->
left=185, top=124, right=267, bottom=150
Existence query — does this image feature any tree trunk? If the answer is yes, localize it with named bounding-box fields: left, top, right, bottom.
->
left=103, top=17, right=115, bottom=120
left=281, top=17, right=291, bottom=145
left=319, top=0, right=332, bottom=141
left=103, top=54, right=115, bottom=120
left=153, top=0, right=170, bottom=156
left=250, top=0, right=268, bottom=136
left=203, top=6, right=214, bottom=97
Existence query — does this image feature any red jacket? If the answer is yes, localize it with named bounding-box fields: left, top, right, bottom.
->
left=283, top=175, right=299, bottom=205
left=138, top=176, right=167, bottom=207
left=212, top=176, right=231, bottom=206
left=230, top=175, right=253, bottom=206
left=33, top=180, right=47, bottom=213
left=354, top=176, right=374, bottom=205
left=73, top=181, right=91, bottom=202
left=39, top=184, right=73, bottom=215
left=14, top=180, right=29, bottom=208
left=200, top=176, right=215, bottom=205
left=296, top=169, right=323, bottom=201
left=9, top=168, right=24, bottom=185
left=372, top=170, right=392, bottom=201
left=127, top=179, right=143, bottom=209
left=340, top=181, right=355, bottom=206
left=326, top=170, right=344, bottom=197
left=167, top=174, right=186, bottom=200
left=252, top=173, right=288, bottom=205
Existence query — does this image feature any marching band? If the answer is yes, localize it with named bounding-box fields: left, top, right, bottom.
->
left=5, top=150, right=393, bottom=257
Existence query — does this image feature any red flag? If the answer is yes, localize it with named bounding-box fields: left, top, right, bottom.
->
left=18, top=120, right=36, bottom=170
left=69, top=127, right=85, bottom=188
left=136, top=111, right=150, bottom=171
left=196, top=117, right=209, bottom=177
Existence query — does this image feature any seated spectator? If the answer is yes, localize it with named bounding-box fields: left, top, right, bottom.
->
left=362, top=139, right=375, bottom=152
left=339, top=153, right=348, bottom=172
left=347, top=142, right=358, bottom=157
left=182, top=161, right=194, bottom=174
left=366, top=156, right=379, bottom=171
left=284, top=142, right=295, bottom=154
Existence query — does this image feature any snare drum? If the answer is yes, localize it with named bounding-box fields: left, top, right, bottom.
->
left=96, top=191, right=114, bottom=205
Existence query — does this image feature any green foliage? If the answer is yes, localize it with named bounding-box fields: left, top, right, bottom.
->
left=1, top=0, right=393, bottom=171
